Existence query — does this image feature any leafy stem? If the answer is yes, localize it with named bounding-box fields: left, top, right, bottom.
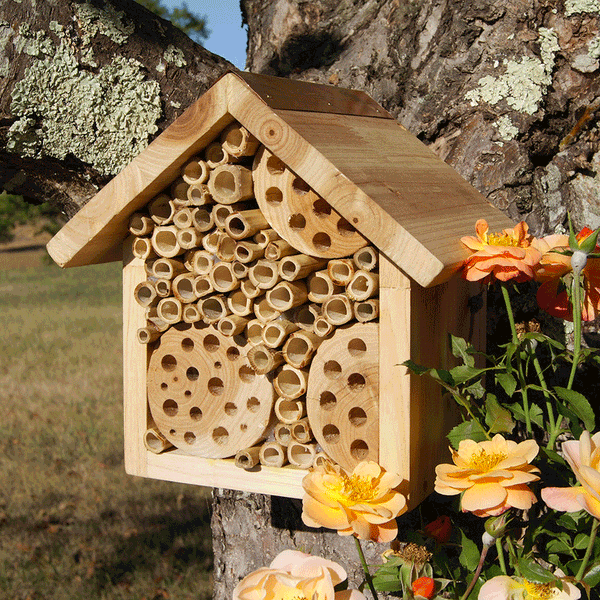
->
left=567, top=273, right=583, bottom=390
left=575, top=518, right=599, bottom=582
left=496, top=537, right=507, bottom=575
left=354, top=536, right=378, bottom=600
left=460, top=540, right=491, bottom=600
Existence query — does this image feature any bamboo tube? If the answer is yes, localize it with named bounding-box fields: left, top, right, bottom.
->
left=235, top=445, right=261, bottom=470
left=225, top=209, right=270, bottom=240
left=247, top=344, right=284, bottom=374
left=221, top=122, right=260, bottom=157
left=291, top=418, right=312, bottom=444
left=173, top=207, right=195, bottom=229
left=218, top=314, right=250, bottom=337
left=228, top=290, right=253, bottom=316
left=313, top=316, right=334, bottom=337
left=154, top=278, right=171, bottom=297
left=347, top=270, right=379, bottom=301
left=187, top=183, right=213, bottom=206
left=240, top=278, right=262, bottom=299
left=191, top=207, right=214, bottom=232
left=294, top=304, right=321, bottom=331
left=149, top=193, right=175, bottom=225
left=145, top=305, right=158, bottom=320
left=259, top=441, right=287, bottom=468
left=129, top=213, right=154, bottom=236
left=274, top=365, right=309, bottom=399
left=254, top=228, right=280, bottom=248
left=177, top=227, right=202, bottom=250
left=246, top=319, right=264, bottom=346
left=157, top=297, right=183, bottom=324
left=323, top=294, right=354, bottom=326
left=353, top=246, right=378, bottom=271
left=185, top=249, right=213, bottom=274
left=235, top=241, right=264, bottom=263
left=279, top=255, right=328, bottom=281
left=262, top=318, right=300, bottom=348
left=287, top=442, right=317, bottom=469
left=137, top=322, right=162, bottom=344
left=193, top=276, right=213, bottom=298
left=171, top=178, right=190, bottom=203
left=132, top=237, right=156, bottom=260
left=205, top=141, right=230, bottom=168
left=274, top=422, right=293, bottom=447
left=254, top=297, right=281, bottom=323
left=265, top=239, right=295, bottom=260
left=328, top=259, right=355, bottom=286
left=153, top=257, right=186, bottom=279
left=274, top=397, right=306, bottom=424
left=210, top=262, right=240, bottom=293
left=147, top=315, right=170, bottom=332
left=249, top=259, right=281, bottom=290
left=134, top=280, right=157, bottom=308
left=172, top=273, right=198, bottom=303
left=283, top=330, right=324, bottom=368
left=144, top=259, right=156, bottom=277
left=182, top=303, right=202, bottom=323
left=216, top=234, right=237, bottom=262
left=354, top=299, right=379, bottom=322
left=152, top=226, right=182, bottom=258
left=314, top=452, right=331, bottom=468
left=208, top=164, right=254, bottom=204
left=213, top=202, right=251, bottom=230
left=307, top=270, right=343, bottom=303
left=200, top=295, right=230, bottom=323
left=182, top=156, right=209, bottom=185
left=202, top=230, right=224, bottom=254
left=231, top=261, right=249, bottom=279
left=144, top=427, right=173, bottom=454
left=266, top=281, right=308, bottom=312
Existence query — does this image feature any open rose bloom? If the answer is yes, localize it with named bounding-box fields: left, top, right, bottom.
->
left=478, top=575, right=580, bottom=600
left=302, top=461, right=407, bottom=543
left=542, top=430, right=600, bottom=519
left=535, top=228, right=600, bottom=321
left=435, top=435, right=540, bottom=517
left=460, top=220, right=542, bottom=283
left=233, top=550, right=366, bottom=600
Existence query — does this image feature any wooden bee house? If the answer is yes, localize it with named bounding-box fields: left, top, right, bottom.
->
left=47, top=72, right=514, bottom=508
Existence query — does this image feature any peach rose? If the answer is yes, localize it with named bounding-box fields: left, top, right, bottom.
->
left=434, top=434, right=540, bottom=517
left=541, top=430, right=600, bottom=520
left=478, top=575, right=580, bottom=600
left=460, top=219, right=543, bottom=283
left=301, top=460, right=407, bottom=543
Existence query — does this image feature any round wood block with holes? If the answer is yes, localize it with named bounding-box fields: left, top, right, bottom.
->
left=147, top=323, right=274, bottom=458
left=307, top=323, right=379, bottom=470
left=253, top=147, right=367, bottom=258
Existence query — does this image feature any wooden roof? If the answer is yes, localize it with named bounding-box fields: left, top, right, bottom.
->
left=47, top=71, right=515, bottom=287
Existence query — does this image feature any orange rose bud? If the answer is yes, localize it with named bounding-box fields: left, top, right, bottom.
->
left=423, top=515, right=451, bottom=544
left=412, top=576, right=435, bottom=599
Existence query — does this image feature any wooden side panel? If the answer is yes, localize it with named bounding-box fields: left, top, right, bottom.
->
left=47, top=77, right=234, bottom=268
left=123, top=245, right=150, bottom=477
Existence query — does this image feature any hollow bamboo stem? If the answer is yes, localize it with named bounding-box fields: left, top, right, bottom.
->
left=191, top=207, right=214, bottom=232
left=327, top=259, right=356, bottom=286
left=294, top=304, right=321, bottom=331
left=147, top=315, right=170, bottom=332
left=144, top=427, right=173, bottom=454
left=149, top=194, right=175, bottom=225
left=193, top=276, right=213, bottom=298
left=187, top=183, right=213, bottom=206
left=265, top=239, right=295, bottom=260
left=218, top=314, right=249, bottom=337
left=205, top=142, right=230, bottom=168
left=313, top=316, right=334, bottom=337
left=129, top=213, right=154, bottom=236
left=247, top=344, right=284, bottom=374
left=157, top=297, right=183, bottom=324
left=274, top=365, right=309, bottom=399
left=134, top=280, right=157, bottom=308
left=259, top=441, right=288, bottom=468
left=231, top=261, right=249, bottom=279
left=227, top=290, right=253, bottom=316
left=353, top=246, right=378, bottom=271
left=274, top=397, right=306, bottom=424
left=170, top=178, right=190, bottom=203
left=225, top=209, right=270, bottom=240
left=235, top=445, right=261, bottom=470
left=185, top=249, right=214, bottom=275
left=213, top=202, right=251, bottom=230
left=210, top=262, right=241, bottom=293
left=274, top=422, right=293, bottom=447
left=246, top=319, right=265, bottom=346
left=307, top=270, right=343, bottom=303
left=154, top=278, right=171, bottom=297
left=240, top=278, right=262, bottom=299
left=254, top=297, right=282, bottom=323
left=282, top=330, right=324, bottom=368
left=287, top=442, right=317, bottom=469
left=137, top=322, right=162, bottom=344
left=132, top=237, right=156, bottom=261
left=261, top=318, right=300, bottom=348
left=172, top=273, right=198, bottom=303
left=290, top=418, right=312, bottom=444
left=254, top=228, right=280, bottom=248
left=249, top=259, right=281, bottom=290
left=279, top=255, right=328, bottom=281
left=216, top=234, right=237, bottom=263
left=266, top=281, right=308, bottom=312
left=234, top=241, right=264, bottom=263
left=200, top=295, right=230, bottom=323
left=202, top=230, right=224, bottom=254
left=208, top=164, right=254, bottom=204
left=173, top=207, right=195, bottom=229
left=354, top=299, right=379, bottom=322
left=182, top=156, right=209, bottom=185
left=177, top=227, right=202, bottom=250
left=152, top=226, right=182, bottom=258
left=323, top=294, right=354, bottom=326
left=221, top=122, right=260, bottom=158
left=182, top=304, right=202, bottom=323
left=152, top=257, right=186, bottom=279
left=347, top=270, right=379, bottom=301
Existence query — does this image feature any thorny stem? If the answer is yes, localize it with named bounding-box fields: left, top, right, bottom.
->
left=496, top=537, right=507, bottom=575
left=501, top=285, right=532, bottom=434
left=354, top=536, right=378, bottom=600
left=576, top=518, right=599, bottom=582
left=460, top=541, right=491, bottom=600
left=567, top=273, right=583, bottom=390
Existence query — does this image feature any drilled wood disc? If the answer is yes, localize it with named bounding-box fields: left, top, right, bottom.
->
left=253, top=147, right=367, bottom=258
left=147, top=323, right=275, bottom=458
left=306, top=323, right=379, bottom=470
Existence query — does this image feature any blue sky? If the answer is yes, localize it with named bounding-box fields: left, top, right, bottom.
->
left=161, top=0, right=248, bottom=69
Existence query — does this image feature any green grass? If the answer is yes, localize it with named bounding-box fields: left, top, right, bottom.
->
left=0, top=258, right=213, bottom=600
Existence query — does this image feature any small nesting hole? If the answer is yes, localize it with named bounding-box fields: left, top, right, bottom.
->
left=293, top=177, right=311, bottom=194
left=214, top=361, right=222, bottom=369
left=203, top=334, right=220, bottom=352
left=312, top=232, right=331, bottom=251
left=163, top=399, right=178, bottom=416
left=320, top=391, right=337, bottom=410
left=350, top=440, right=369, bottom=460
left=240, top=423, right=248, bottom=432
left=184, top=390, right=192, bottom=397
left=312, top=198, right=331, bottom=217
left=349, top=407, right=367, bottom=427
left=161, top=383, right=168, bottom=390
left=337, top=217, right=356, bottom=236
left=348, top=373, right=366, bottom=390
left=181, top=338, right=194, bottom=352
left=224, top=402, right=238, bottom=416
left=227, top=347, right=240, bottom=361
left=348, top=339, right=367, bottom=356
left=247, top=397, right=260, bottom=412
left=190, top=407, right=202, bottom=421
left=212, top=427, right=229, bottom=445
left=208, top=377, right=224, bottom=395
left=289, top=214, right=306, bottom=231
left=169, top=429, right=176, bottom=435
left=186, top=367, right=199, bottom=381
left=266, top=155, right=286, bottom=175
left=239, top=365, right=255, bottom=383
left=323, top=424, right=340, bottom=444
left=324, top=360, right=342, bottom=379
left=266, top=187, right=283, bottom=204
left=161, top=355, right=177, bottom=371
left=184, top=431, right=197, bottom=445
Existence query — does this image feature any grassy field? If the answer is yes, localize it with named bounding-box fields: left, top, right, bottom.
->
left=0, top=252, right=213, bottom=600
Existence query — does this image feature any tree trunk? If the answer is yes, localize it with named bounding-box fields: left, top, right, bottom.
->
left=3, top=0, right=600, bottom=598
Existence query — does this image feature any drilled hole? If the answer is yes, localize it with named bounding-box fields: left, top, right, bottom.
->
left=240, top=423, right=248, bottom=431
left=323, top=424, right=340, bottom=444
left=186, top=367, right=199, bottom=381
left=247, top=397, right=260, bottom=412
left=190, top=407, right=202, bottom=421
left=161, top=355, right=177, bottom=371
left=239, top=365, right=255, bottom=383
left=337, top=217, right=356, bottom=236
left=212, top=427, right=229, bottom=445
left=289, top=214, right=306, bottom=231
left=348, top=373, right=366, bottom=390
left=161, top=383, right=168, bottom=390
left=312, top=198, right=331, bottom=217
left=214, top=361, right=222, bottom=369
left=349, top=407, right=367, bottom=427
left=224, top=402, right=238, bottom=416
left=184, top=431, right=197, bottom=444
left=351, top=439, right=369, bottom=460
left=204, top=334, right=220, bottom=352
left=266, top=155, right=286, bottom=175
left=181, top=338, right=194, bottom=352
left=163, top=399, right=178, bottom=416
left=324, top=360, right=342, bottom=379
left=184, top=390, right=192, bottom=397
left=208, top=377, right=224, bottom=395
left=320, top=391, right=337, bottom=410
left=293, top=177, right=311, bottom=194
left=348, top=339, right=367, bottom=356
left=266, top=187, right=283, bottom=204
left=312, top=232, right=331, bottom=251
left=227, top=347, right=240, bottom=361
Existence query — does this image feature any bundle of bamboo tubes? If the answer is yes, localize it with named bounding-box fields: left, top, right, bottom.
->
left=130, top=119, right=380, bottom=468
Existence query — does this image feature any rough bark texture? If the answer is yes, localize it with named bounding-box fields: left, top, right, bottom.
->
left=4, top=0, right=600, bottom=599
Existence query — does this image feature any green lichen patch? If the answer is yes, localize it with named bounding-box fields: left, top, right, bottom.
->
left=75, top=2, right=135, bottom=46
left=589, top=36, right=600, bottom=58
left=465, top=28, right=559, bottom=115
left=9, top=41, right=161, bottom=175
left=495, top=115, right=519, bottom=141
left=565, top=0, right=600, bottom=15
left=163, top=44, right=187, bottom=67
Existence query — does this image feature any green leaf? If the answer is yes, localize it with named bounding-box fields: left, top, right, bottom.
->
left=459, top=530, right=481, bottom=571
left=402, top=359, right=429, bottom=375
left=372, top=579, right=405, bottom=593
left=557, top=513, right=581, bottom=532
left=546, top=539, right=574, bottom=556
left=516, top=557, right=556, bottom=583
left=451, top=334, right=475, bottom=367
left=574, top=533, right=590, bottom=550
left=569, top=214, right=579, bottom=252
left=554, top=387, right=596, bottom=431
left=496, top=372, right=517, bottom=396
left=485, top=394, right=515, bottom=434
left=448, top=421, right=487, bottom=449
left=582, top=562, right=600, bottom=587
left=449, top=365, right=485, bottom=384
left=508, top=403, right=544, bottom=428
left=465, top=379, right=486, bottom=400
left=430, top=368, right=455, bottom=386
